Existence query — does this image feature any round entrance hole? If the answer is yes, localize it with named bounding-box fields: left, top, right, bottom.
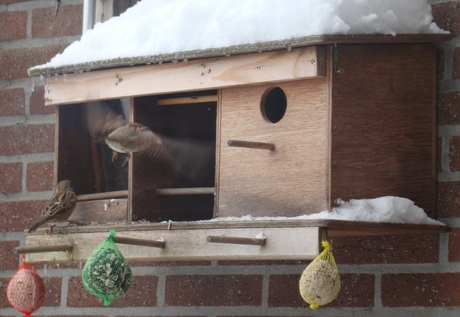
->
left=260, top=87, right=287, bottom=123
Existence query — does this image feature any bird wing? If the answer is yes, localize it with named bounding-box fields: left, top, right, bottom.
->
left=41, top=190, right=77, bottom=221
left=85, top=101, right=127, bottom=140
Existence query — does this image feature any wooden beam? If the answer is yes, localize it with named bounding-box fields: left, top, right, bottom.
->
left=157, top=95, right=218, bottom=106
left=14, top=244, right=73, bottom=255
left=155, top=187, right=216, bottom=195
left=227, top=140, right=275, bottom=151
left=207, top=235, right=266, bottom=246
left=44, top=46, right=325, bottom=105
left=76, top=190, right=128, bottom=201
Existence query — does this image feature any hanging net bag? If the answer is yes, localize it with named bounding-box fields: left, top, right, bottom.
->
left=299, top=240, right=341, bottom=309
left=82, top=230, right=132, bottom=305
left=6, top=255, right=46, bottom=317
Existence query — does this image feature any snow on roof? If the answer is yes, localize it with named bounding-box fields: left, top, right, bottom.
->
left=212, top=196, right=445, bottom=226
left=29, top=0, right=447, bottom=76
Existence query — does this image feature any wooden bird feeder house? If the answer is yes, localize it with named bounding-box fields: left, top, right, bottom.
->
left=24, top=33, right=451, bottom=263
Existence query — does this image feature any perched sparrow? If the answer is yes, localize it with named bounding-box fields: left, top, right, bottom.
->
left=28, top=180, right=77, bottom=234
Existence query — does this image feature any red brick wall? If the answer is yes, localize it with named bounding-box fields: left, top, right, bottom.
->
left=1, top=0, right=459, bottom=316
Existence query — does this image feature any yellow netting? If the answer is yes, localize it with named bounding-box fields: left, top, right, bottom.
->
left=299, top=240, right=341, bottom=309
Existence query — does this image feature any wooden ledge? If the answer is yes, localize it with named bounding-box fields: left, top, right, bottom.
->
left=23, top=219, right=449, bottom=263
left=319, top=219, right=450, bottom=237
left=25, top=218, right=450, bottom=236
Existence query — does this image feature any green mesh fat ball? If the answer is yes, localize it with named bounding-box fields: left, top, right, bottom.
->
left=82, top=230, right=132, bottom=305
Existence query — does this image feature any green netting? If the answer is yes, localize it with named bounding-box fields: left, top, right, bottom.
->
left=82, top=230, right=132, bottom=305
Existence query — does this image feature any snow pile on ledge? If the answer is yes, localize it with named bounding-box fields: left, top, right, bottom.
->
left=33, top=0, right=446, bottom=70
left=213, top=196, right=444, bottom=226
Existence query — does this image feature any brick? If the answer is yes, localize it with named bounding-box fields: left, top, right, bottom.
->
left=0, top=200, right=48, bottom=232
left=0, top=45, right=70, bottom=80
left=0, top=162, right=23, bottom=194
left=67, top=276, right=114, bottom=307
left=43, top=277, right=62, bottom=307
left=0, top=124, right=54, bottom=156
left=437, top=91, right=460, bottom=126
left=111, top=275, right=158, bottom=307
left=382, top=273, right=460, bottom=307
left=32, top=5, right=83, bottom=38
left=449, top=136, right=460, bottom=172
left=448, top=228, right=460, bottom=262
left=30, top=85, right=54, bottom=115
left=330, top=274, right=374, bottom=308
left=0, top=88, right=25, bottom=116
left=453, top=46, right=460, bottom=80
left=67, top=275, right=158, bottom=307
left=268, top=273, right=374, bottom=308
left=165, top=275, right=262, bottom=306
left=26, top=161, right=54, bottom=192
left=332, top=234, right=439, bottom=265
left=0, top=240, right=19, bottom=270
left=437, top=91, right=460, bottom=125
left=432, top=2, right=460, bottom=35
left=437, top=181, right=460, bottom=218
left=268, top=274, right=309, bottom=308
left=0, top=278, right=11, bottom=307
left=0, top=11, right=27, bottom=41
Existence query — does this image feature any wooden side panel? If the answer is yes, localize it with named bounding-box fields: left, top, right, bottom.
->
left=68, top=199, right=127, bottom=224
left=330, top=43, right=437, bottom=217
left=218, top=79, right=330, bottom=217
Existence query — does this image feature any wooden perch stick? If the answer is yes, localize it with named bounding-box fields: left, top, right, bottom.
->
left=155, top=187, right=215, bottom=195
left=206, top=235, right=266, bottom=246
left=113, top=236, right=166, bottom=248
left=227, top=140, right=275, bottom=151
left=76, top=190, right=129, bottom=202
left=157, top=95, right=218, bottom=106
left=14, top=244, right=73, bottom=254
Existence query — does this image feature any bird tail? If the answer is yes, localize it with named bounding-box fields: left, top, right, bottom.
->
left=28, top=218, right=47, bottom=233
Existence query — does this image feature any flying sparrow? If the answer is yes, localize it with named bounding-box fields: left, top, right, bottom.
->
left=104, top=122, right=163, bottom=163
left=28, top=180, right=77, bottom=234
left=86, top=100, right=214, bottom=183
left=86, top=101, right=161, bottom=163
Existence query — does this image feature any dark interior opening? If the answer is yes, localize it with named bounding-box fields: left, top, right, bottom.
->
left=261, top=86, right=287, bottom=123
left=131, top=91, right=217, bottom=222
left=57, top=100, right=129, bottom=196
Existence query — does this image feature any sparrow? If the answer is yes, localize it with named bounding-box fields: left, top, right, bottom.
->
left=86, top=101, right=161, bottom=163
left=28, top=180, right=77, bottom=234
left=86, top=101, right=215, bottom=183
left=104, top=122, right=163, bottom=163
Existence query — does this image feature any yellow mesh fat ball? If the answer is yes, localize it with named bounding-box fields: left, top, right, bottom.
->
left=299, top=240, right=341, bottom=309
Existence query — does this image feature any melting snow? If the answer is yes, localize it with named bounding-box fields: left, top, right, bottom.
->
left=212, top=196, right=444, bottom=226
